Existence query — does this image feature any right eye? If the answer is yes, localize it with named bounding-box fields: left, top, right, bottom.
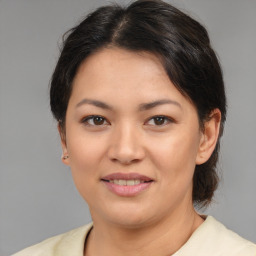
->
left=81, top=115, right=109, bottom=126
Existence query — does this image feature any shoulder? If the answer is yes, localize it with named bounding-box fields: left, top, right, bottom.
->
left=12, top=223, right=93, bottom=256
left=204, top=216, right=256, bottom=255
left=174, top=216, right=256, bottom=256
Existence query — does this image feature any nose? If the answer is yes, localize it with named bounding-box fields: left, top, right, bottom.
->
left=107, top=123, right=145, bottom=165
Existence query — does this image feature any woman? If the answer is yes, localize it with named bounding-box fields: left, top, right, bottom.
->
left=13, top=0, right=256, bottom=255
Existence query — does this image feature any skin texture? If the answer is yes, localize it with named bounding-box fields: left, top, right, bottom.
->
left=60, top=48, right=221, bottom=256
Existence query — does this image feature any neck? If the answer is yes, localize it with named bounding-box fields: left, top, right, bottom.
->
left=84, top=206, right=204, bottom=256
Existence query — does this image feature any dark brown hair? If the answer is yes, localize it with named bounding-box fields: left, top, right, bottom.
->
left=50, top=0, right=226, bottom=207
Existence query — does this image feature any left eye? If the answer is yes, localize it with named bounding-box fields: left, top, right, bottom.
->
left=146, top=116, right=172, bottom=126
left=82, top=115, right=109, bottom=126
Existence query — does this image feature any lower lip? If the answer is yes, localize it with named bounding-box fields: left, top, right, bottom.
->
left=102, top=181, right=153, bottom=197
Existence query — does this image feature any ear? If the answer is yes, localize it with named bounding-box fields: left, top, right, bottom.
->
left=58, top=123, right=70, bottom=166
left=196, top=109, right=221, bottom=165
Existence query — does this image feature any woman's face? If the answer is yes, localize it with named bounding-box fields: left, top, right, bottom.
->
left=62, top=48, right=205, bottom=228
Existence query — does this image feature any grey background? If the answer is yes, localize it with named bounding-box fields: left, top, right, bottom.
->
left=0, top=0, right=255, bottom=255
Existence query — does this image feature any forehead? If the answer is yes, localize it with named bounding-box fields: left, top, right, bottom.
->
left=75, top=47, right=166, bottom=82
left=73, top=48, right=171, bottom=92
left=69, top=47, right=193, bottom=112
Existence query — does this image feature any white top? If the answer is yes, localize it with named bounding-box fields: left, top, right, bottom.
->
left=13, top=216, right=256, bottom=256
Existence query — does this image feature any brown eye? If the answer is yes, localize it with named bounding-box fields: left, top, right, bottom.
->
left=82, top=115, right=109, bottom=126
left=153, top=116, right=165, bottom=125
left=93, top=116, right=105, bottom=125
left=146, top=116, right=173, bottom=126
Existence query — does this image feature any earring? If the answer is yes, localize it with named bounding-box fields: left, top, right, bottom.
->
left=62, top=155, right=69, bottom=160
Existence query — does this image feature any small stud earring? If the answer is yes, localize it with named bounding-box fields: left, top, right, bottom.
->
left=62, top=155, right=69, bottom=160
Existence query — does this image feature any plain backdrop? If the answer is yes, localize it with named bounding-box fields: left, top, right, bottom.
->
left=0, top=0, right=256, bottom=255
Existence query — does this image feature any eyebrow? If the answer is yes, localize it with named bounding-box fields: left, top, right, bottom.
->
left=76, top=99, right=113, bottom=110
left=76, top=98, right=181, bottom=111
left=138, top=99, right=182, bottom=111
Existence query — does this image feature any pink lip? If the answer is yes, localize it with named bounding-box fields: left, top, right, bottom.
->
left=102, top=172, right=152, bottom=181
left=101, top=172, right=154, bottom=197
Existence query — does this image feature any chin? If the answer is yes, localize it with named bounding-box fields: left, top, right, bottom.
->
left=98, top=202, right=158, bottom=229
left=109, top=216, right=151, bottom=229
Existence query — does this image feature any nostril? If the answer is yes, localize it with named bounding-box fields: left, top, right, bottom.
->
left=111, top=158, right=141, bottom=165
left=107, top=138, right=146, bottom=164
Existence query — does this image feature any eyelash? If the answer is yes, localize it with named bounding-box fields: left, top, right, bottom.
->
left=81, top=115, right=174, bottom=127
left=146, top=115, right=174, bottom=126
left=81, top=115, right=110, bottom=126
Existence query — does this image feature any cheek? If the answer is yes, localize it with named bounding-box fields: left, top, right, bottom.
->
left=148, top=130, right=200, bottom=181
left=65, top=129, right=107, bottom=192
left=67, top=126, right=106, bottom=164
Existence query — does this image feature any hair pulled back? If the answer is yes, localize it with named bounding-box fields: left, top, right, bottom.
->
left=50, top=0, right=227, bottom=207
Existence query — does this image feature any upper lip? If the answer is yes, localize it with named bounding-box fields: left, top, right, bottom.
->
left=101, top=172, right=153, bottom=182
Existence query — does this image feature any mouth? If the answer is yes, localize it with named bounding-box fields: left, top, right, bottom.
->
left=101, top=173, right=154, bottom=196
left=102, top=179, right=152, bottom=186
